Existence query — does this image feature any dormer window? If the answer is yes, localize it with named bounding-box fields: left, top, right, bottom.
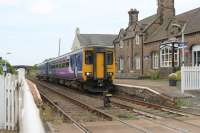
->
left=136, top=34, right=140, bottom=45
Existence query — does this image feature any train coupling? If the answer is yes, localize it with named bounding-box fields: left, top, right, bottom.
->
left=97, top=80, right=104, bottom=87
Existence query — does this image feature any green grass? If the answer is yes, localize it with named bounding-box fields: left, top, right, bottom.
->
left=117, top=113, right=137, bottom=120
left=40, top=104, right=64, bottom=124
left=175, top=98, right=192, bottom=108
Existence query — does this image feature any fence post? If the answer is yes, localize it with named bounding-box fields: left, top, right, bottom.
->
left=181, top=66, right=185, bottom=94
left=0, top=76, right=5, bottom=129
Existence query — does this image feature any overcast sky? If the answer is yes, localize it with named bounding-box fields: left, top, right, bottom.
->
left=0, top=0, right=200, bottom=65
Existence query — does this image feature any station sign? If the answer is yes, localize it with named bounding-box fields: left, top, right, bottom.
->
left=178, top=43, right=187, bottom=49
left=2, top=64, right=7, bottom=72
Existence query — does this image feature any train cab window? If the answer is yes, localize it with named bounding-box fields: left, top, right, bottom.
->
left=85, top=51, right=93, bottom=64
left=106, top=52, right=113, bottom=65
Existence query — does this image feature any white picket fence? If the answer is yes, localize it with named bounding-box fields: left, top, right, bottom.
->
left=0, top=74, right=18, bottom=130
left=181, top=66, right=200, bottom=93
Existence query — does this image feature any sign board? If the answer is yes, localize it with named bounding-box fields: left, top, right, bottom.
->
left=178, top=43, right=187, bottom=49
left=2, top=65, right=7, bottom=72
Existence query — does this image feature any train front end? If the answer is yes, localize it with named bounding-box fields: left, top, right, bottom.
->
left=82, top=47, right=115, bottom=92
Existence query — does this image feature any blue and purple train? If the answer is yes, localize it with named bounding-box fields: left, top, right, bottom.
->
left=37, top=46, right=115, bottom=92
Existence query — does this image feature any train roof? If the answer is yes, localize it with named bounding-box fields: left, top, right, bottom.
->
left=38, top=46, right=114, bottom=65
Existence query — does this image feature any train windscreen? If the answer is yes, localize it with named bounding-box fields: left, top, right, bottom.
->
left=85, top=51, right=93, bottom=64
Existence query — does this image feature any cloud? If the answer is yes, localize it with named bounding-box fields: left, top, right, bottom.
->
left=0, top=0, right=17, bottom=5
left=29, top=0, right=56, bottom=15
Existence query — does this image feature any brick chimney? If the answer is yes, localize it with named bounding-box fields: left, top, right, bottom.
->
left=157, top=0, right=175, bottom=22
left=128, top=8, right=139, bottom=26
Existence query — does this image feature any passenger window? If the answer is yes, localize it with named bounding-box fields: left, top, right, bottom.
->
left=106, top=52, right=113, bottom=65
left=85, top=51, right=93, bottom=64
left=62, top=63, right=65, bottom=68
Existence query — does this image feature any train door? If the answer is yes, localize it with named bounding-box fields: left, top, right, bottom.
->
left=75, top=55, right=78, bottom=78
left=96, top=53, right=104, bottom=79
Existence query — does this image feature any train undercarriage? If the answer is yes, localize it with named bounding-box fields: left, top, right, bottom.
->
left=37, top=76, right=114, bottom=93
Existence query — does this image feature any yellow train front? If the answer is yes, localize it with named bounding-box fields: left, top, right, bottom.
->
left=82, top=47, right=115, bottom=92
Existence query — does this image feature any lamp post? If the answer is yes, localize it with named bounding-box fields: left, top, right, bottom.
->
left=172, top=23, right=187, bottom=66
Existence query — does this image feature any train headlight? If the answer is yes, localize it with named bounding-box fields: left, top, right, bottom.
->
left=85, top=72, right=92, bottom=77
left=107, top=72, right=113, bottom=77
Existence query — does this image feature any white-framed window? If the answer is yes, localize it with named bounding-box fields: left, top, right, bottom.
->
left=119, top=57, right=124, bottom=71
left=128, top=56, right=131, bottom=71
left=192, top=45, right=200, bottom=66
left=120, top=40, right=124, bottom=48
left=160, top=44, right=179, bottom=67
left=152, top=52, right=159, bottom=69
left=136, top=34, right=140, bottom=45
left=135, top=56, right=140, bottom=70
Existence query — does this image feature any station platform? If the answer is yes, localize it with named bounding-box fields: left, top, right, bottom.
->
left=114, top=79, right=193, bottom=99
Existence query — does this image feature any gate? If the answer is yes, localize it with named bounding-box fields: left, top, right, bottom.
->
left=181, top=66, right=200, bottom=93
left=0, top=74, right=18, bottom=130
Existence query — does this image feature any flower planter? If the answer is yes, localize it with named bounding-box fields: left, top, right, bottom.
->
left=169, top=80, right=177, bottom=86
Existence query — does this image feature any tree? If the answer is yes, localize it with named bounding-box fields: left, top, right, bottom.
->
left=0, top=58, right=16, bottom=75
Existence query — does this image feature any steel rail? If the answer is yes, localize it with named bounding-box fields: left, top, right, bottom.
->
left=36, top=80, right=150, bottom=133
left=38, top=81, right=114, bottom=121
left=112, top=95, right=188, bottom=117
left=112, top=95, right=200, bottom=130
left=40, top=91, right=91, bottom=133
left=110, top=98, right=193, bottom=133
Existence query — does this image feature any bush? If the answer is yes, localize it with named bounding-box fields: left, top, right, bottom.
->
left=147, top=70, right=160, bottom=80
left=168, top=73, right=177, bottom=80
left=0, top=67, right=2, bottom=75
left=176, top=71, right=181, bottom=81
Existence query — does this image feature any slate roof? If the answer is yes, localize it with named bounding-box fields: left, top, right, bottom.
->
left=140, top=14, right=157, bottom=24
left=145, top=7, right=200, bottom=43
left=113, top=14, right=157, bottom=43
left=77, top=34, right=117, bottom=47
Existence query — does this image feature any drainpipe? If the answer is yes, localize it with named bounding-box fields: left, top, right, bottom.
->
left=141, top=33, right=144, bottom=76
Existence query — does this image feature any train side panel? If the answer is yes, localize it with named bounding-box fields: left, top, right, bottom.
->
left=70, top=51, right=83, bottom=80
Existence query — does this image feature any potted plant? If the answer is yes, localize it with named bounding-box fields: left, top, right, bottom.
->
left=168, top=73, right=177, bottom=86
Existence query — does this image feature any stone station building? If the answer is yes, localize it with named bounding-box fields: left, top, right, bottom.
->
left=114, top=0, right=200, bottom=78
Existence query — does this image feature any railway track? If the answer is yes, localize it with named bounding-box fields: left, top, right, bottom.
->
left=111, top=95, right=188, bottom=119
left=40, top=91, right=91, bottom=133
left=38, top=84, right=113, bottom=120
left=112, top=95, right=197, bottom=116
left=36, top=81, right=149, bottom=133
left=32, top=79, right=200, bottom=133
